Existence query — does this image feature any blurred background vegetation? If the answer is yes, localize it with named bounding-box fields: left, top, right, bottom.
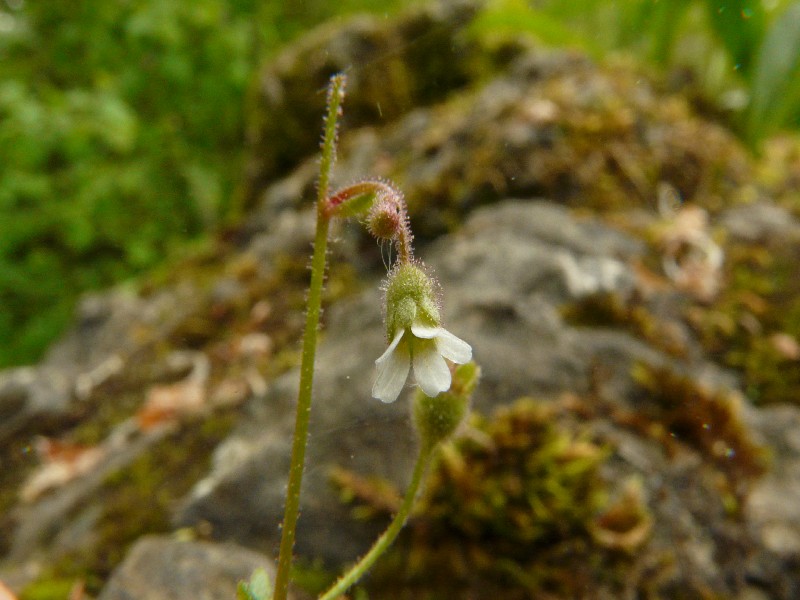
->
left=1, top=0, right=799, bottom=368
left=0, top=0, right=418, bottom=367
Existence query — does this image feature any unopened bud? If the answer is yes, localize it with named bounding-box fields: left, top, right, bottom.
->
left=414, top=362, right=479, bottom=451
left=367, top=196, right=404, bottom=241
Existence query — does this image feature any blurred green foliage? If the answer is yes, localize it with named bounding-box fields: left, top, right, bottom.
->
left=473, top=0, right=800, bottom=144
left=0, top=0, right=414, bottom=367
left=3, top=0, right=799, bottom=368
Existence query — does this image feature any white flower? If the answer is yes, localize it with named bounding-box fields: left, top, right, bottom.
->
left=372, top=323, right=472, bottom=403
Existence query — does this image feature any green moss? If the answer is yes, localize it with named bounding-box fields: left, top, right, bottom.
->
left=687, top=241, right=800, bottom=406
left=391, top=56, right=752, bottom=240
left=561, top=292, right=688, bottom=358
left=69, top=380, right=151, bottom=448
left=418, top=400, right=607, bottom=546
left=631, top=363, right=768, bottom=497
left=94, top=414, right=235, bottom=575
left=289, top=558, right=337, bottom=597
left=19, top=578, right=81, bottom=600
left=363, top=399, right=642, bottom=599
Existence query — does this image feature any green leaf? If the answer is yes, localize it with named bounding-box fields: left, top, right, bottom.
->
left=704, top=0, right=767, bottom=76
left=469, top=0, right=595, bottom=54
left=747, top=1, right=800, bottom=142
left=643, top=0, right=692, bottom=65
left=331, top=191, right=376, bottom=219
left=237, top=568, right=273, bottom=600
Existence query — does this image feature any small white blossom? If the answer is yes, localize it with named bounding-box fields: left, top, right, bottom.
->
left=372, top=323, right=472, bottom=403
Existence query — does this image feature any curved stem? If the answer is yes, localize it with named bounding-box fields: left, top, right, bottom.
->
left=325, top=180, right=412, bottom=264
left=319, top=446, right=432, bottom=600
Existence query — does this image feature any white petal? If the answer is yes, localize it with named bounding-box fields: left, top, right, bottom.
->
left=375, top=330, right=405, bottom=365
left=373, top=334, right=410, bottom=403
left=412, top=338, right=451, bottom=397
left=435, top=328, right=472, bottom=364
left=410, top=323, right=441, bottom=339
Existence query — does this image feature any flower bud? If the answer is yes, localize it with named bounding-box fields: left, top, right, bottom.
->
left=413, top=362, right=479, bottom=451
left=367, top=196, right=404, bottom=241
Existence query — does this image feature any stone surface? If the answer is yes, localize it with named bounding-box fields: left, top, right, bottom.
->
left=98, top=536, right=278, bottom=600
left=0, top=366, right=72, bottom=444
left=719, top=201, right=800, bottom=245
left=1, top=4, right=799, bottom=599
left=174, top=200, right=750, bottom=595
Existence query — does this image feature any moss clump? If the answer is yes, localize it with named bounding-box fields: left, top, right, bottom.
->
left=385, top=52, right=752, bottom=240
left=418, top=400, right=608, bottom=546
left=631, top=363, right=767, bottom=500
left=686, top=241, right=800, bottom=406
left=366, top=399, right=639, bottom=599
left=19, top=578, right=83, bottom=600
left=561, top=291, right=688, bottom=358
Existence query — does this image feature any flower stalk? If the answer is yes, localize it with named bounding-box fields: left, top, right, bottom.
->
left=272, top=73, right=346, bottom=600
left=318, top=444, right=433, bottom=600
left=269, top=72, right=474, bottom=600
left=326, top=179, right=413, bottom=263
left=319, top=361, right=478, bottom=600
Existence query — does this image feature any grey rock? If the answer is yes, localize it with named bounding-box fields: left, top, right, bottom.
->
left=175, top=200, right=665, bottom=566
left=742, top=404, right=800, bottom=599
left=0, top=284, right=205, bottom=444
left=0, top=366, right=72, bottom=443
left=98, top=536, right=278, bottom=600
left=719, top=202, right=800, bottom=245
left=171, top=197, right=800, bottom=597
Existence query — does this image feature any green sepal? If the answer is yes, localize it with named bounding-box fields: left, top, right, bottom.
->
left=330, top=191, right=376, bottom=218
left=385, top=263, right=440, bottom=339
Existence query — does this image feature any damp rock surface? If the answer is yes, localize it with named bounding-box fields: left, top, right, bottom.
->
left=2, top=2, right=800, bottom=599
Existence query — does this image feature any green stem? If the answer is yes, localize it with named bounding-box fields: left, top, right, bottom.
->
left=273, top=215, right=330, bottom=600
left=318, top=447, right=433, bottom=600
left=273, top=74, right=346, bottom=600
